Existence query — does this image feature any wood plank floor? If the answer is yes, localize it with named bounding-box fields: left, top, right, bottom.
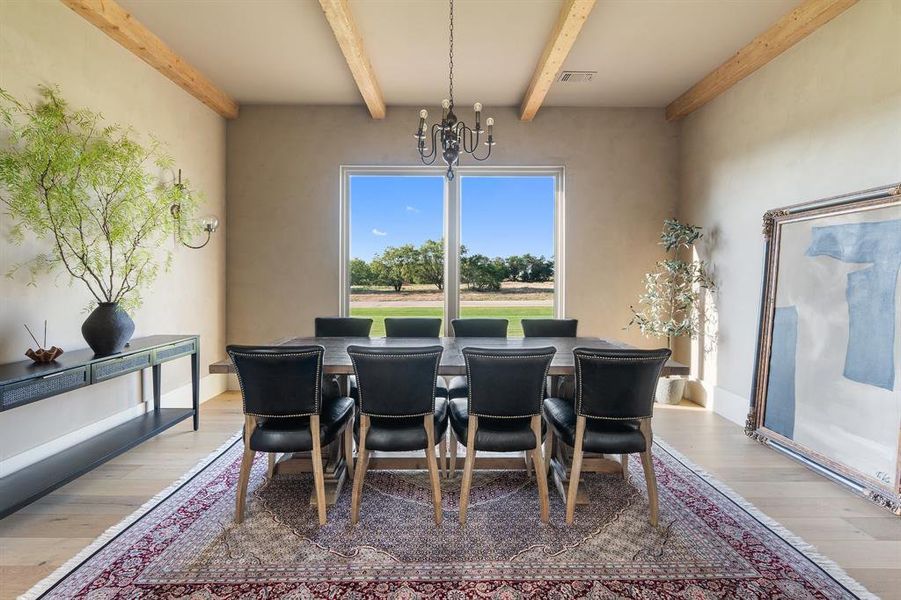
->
left=1, top=393, right=898, bottom=599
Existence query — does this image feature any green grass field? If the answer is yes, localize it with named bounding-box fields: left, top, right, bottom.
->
left=349, top=305, right=554, bottom=336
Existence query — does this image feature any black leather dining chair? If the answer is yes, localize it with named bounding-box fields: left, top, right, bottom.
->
left=384, top=317, right=449, bottom=398
left=314, top=317, right=373, bottom=337
left=521, top=318, right=578, bottom=337
left=450, top=346, right=556, bottom=524
left=446, top=319, right=508, bottom=401
left=227, top=345, right=355, bottom=525
left=450, top=318, right=509, bottom=338
left=543, top=347, right=671, bottom=525
left=314, top=316, right=373, bottom=401
left=523, top=318, right=578, bottom=399
left=347, top=345, right=447, bottom=525
left=384, top=317, right=442, bottom=337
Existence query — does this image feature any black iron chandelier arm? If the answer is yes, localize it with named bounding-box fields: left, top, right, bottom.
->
left=417, top=123, right=441, bottom=165
left=468, top=138, right=493, bottom=162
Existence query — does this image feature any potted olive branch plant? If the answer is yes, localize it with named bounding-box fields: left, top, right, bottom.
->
left=629, top=218, right=715, bottom=404
left=0, top=86, right=199, bottom=355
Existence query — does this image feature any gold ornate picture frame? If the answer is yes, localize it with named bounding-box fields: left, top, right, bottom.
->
left=747, top=183, right=901, bottom=515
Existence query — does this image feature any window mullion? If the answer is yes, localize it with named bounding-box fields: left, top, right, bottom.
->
left=444, top=175, right=461, bottom=331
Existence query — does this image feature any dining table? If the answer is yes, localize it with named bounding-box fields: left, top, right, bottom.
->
left=209, top=336, right=689, bottom=506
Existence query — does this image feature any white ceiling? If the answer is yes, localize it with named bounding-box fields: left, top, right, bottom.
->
left=118, top=0, right=800, bottom=110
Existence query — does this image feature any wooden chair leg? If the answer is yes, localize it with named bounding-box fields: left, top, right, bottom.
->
left=351, top=415, right=369, bottom=525
left=235, top=416, right=257, bottom=524
left=448, top=428, right=457, bottom=478
left=545, top=428, right=555, bottom=475
left=438, top=429, right=447, bottom=479
left=310, top=415, right=327, bottom=525
left=565, top=416, right=586, bottom=525
left=620, top=454, right=628, bottom=481
left=639, top=419, right=659, bottom=527
left=267, top=452, right=277, bottom=479
left=525, top=450, right=533, bottom=478
left=459, top=415, right=478, bottom=525
left=531, top=415, right=549, bottom=524
left=344, top=409, right=354, bottom=480
left=424, top=416, right=443, bottom=525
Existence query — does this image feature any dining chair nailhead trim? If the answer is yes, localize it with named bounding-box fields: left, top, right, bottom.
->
left=229, top=350, right=323, bottom=418
left=349, top=350, right=442, bottom=419
left=464, top=351, right=554, bottom=419
left=574, top=351, right=668, bottom=420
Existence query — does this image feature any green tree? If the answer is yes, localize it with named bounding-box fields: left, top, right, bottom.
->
left=416, top=239, right=444, bottom=290
left=350, top=258, right=375, bottom=286
left=0, top=86, right=198, bottom=310
left=371, top=244, right=419, bottom=292
left=505, top=255, right=528, bottom=281
left=461, top=253, right=506, bottom=291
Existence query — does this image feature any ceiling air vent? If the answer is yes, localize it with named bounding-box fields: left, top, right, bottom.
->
left=558, top=71, right=596, bottom=83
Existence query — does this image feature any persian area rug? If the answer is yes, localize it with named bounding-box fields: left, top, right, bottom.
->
left=24, top=435, right=877, bottom=599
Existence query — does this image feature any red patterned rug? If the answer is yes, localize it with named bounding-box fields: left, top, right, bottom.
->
left=23, top=435, right=876, bottom=599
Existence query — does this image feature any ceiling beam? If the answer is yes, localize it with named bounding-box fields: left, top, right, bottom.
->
left=520, top=0, right=597, bottom=122
left=59, top=0, right=238, bottom=119
left=318, top=0, right=386, bottom=119
left=665, top=0, right=858, bottom=121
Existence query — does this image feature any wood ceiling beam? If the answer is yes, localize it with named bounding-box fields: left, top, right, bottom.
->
left=665, top=0, right=858, bottom=121
left=520, top=0, right=597, bottom=122
left=318, top=0, right=386, bottom=119
left=59, top=0, right=238, bottom=119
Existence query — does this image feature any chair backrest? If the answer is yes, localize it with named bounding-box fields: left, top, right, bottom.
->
left=463, top=346, right=556, bottom=418
left=574, top=347, right=671, bottom=420
left=227, top=345, right=324, bottom=418
left=347, top=345, right=443, bottom=417
left=385, top=317, right=442, bottom=338
left=522, top=318, right=578, bottom=337
left=451, top=318, right=508, bottom=338
left=314, top=317, right=373, bottom=337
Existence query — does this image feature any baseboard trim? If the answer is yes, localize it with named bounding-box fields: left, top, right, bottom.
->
left=0, top=374, right=226, bottom=476
left=712, top=385, right=750, bottom=426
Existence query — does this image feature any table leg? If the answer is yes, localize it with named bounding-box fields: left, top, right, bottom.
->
left=191, top=349, right=200, bottom=430
left=152, top=364, right=161, bottom=412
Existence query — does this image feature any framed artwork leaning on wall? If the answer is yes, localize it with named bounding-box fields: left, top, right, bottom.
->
left=747, top=183, right=901, bottom=515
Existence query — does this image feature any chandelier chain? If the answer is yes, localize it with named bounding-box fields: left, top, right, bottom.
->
left=448, top=0, right=454, bottom=107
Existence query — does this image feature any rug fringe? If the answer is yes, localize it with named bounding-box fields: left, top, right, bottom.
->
left=654, top=438, right=879, bottom=600
left=18, top=430, right=243, bottom=600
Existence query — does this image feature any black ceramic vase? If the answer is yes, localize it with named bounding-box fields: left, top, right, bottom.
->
left=81, top=302, right=135, bottom=355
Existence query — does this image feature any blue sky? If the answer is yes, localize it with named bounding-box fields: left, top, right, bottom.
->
left=350, top=175, right=555, bottom=260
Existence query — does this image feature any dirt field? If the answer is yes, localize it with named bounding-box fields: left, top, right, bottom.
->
left=350, top=281, right=554, bottom=303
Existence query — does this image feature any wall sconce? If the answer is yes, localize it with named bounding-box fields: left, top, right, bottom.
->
left=170, top=169, right=219, bottom=250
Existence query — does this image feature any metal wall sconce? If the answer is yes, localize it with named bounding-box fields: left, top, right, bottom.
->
left=170, top=169, right=219, bottom=250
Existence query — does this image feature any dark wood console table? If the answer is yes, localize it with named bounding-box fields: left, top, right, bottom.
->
left=0, top=335, right=200, bottom=518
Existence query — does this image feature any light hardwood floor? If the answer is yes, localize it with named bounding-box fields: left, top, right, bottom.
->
left=1, top=393, right=898, bottom=599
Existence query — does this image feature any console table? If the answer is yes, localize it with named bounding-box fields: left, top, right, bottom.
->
left=0, top=335, right=200, bottom=517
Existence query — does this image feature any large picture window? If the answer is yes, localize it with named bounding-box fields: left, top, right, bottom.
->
left=340, top=167, right=564, bottom=336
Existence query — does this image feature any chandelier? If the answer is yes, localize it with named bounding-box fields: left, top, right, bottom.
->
left=414, top=0, right=495, bottom=179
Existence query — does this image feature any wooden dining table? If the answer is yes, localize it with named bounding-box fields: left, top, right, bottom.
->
left=210, top=336, right=688, bottom=505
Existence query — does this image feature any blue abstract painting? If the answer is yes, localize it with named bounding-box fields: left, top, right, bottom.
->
left=761, top=200, right=900, bottom=494
left=807, top=219, right=901, bottom=390
left=764, top=306, right=798, bottom=438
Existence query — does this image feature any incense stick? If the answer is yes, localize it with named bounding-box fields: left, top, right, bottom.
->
left=24, top=324, right=41, bottom=348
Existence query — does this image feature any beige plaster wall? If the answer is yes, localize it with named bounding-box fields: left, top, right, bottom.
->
left=0, top=0, right=227, bottom=468
left=226, top=105, right=680, bottom=352
left=678, top=0, right=901, bottom=423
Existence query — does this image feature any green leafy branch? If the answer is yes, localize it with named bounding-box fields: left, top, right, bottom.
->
left=0, top=86, right=199, bottom=311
